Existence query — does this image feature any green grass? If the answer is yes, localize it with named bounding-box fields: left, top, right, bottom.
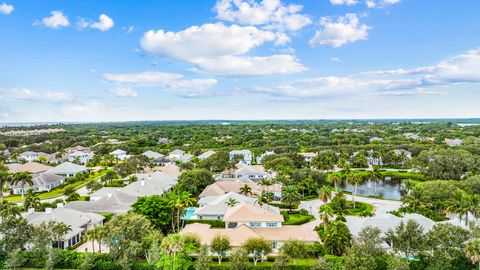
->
left=5, top=169, right=107, bottom=203
left=330, top=170, right=426, bottom=180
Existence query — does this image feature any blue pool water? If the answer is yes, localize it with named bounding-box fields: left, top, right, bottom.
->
left=181, top=208, right=196, bottom=220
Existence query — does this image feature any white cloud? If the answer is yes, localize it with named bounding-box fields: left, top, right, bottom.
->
left=330, top=57, right=341, bottom=63
left=309, top=13, right=370, bottom=48
left=249, top=48, right=480, bottom=98
left=215, top=0, right=311, bottom=31
left=330, top=0, right=358, bottom=6
left=141, top=23, right=305, bottom=76
left=38, top=11, right=70, bottom=28
left=0, top=2, right=14, bottom=14
left=90, top=14, right=114, bottom=31
left=107, top=87, right=138, bottom=97
left=0, top=88, right=75, bottom=102
left=103, top=71, right=218, bottom=89
left=366, top=0, right=400, bottom=8
left=78, top=14, right=114, bottom=31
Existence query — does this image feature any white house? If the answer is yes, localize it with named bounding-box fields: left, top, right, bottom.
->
left=234, top=165, right=270, bottom=181
left=67, top=151, right=93, bottom=164
left=229, top=150, right=253, bottom=165
left=299, top=152, right=317, bottom=163
left=19, top=151, right=51, bottom=162
left=168, top=149, right=185, bottom=160
left=445, top=138, right=464, bottom=147
left=142, top=150, right=164, bottom=160
left=110, top=149, right=128, bottom=160
left=46, top=162, right=88, bottom=177
left=25, top=205, right=104, bottom=249
left=198, top=150, right=215, bottom=160
left=12, top=173, right=64, bottom=194
left=256, top=151, right=275, bottom=164
left=177, top=154, right=194, bottom=163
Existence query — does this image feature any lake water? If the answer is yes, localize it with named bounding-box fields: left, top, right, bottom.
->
left=339, top=177, right=405, bottom=200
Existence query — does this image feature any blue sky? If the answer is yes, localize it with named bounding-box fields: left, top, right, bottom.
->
left=0, top=0, right=479, bottom=122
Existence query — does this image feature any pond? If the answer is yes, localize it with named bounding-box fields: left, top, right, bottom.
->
left=339, top=177, right=406, bottom=200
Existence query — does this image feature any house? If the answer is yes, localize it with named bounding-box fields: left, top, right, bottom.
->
left=19, top=151, right=52, bottom=162
left=369, top=137, right=384, bottom=143
left=229, top=150, right=253, bottom=165
left=110, top=149, right=128, bottom=160
left=199, top=179, right=282, bottom=200
left=180, top=203, right=319, bottom=252
left=9, top=162, right=52, bottom=174
left=12, top=173, right=64, bottom=194
left=393, top=149, right=412, bottom=159
left=67, top=151, right=93, bottom=164
left=404, top=133, right=421, bottom=140
left=177, top=154, right=194, bottom=163
left=25, top=204, right=104, bottom=249
left=192, top=192, right=277, bottom=220
left=46, top=162, right=88, bottom=177
left=299, top=152, right=317, bottom=163
left=445, top=138, right=463, bottom=147
left=168, top=149, right=185, bottom=160
left=198, top=150, right=215, bottom=160
left=66, top=172, right=178, bottom=214
left=142, top=150, right=164, bottom=160
left=234, top=165, right=270, bottom=181
left=153, top=157, right=173, bottom=166
left=256, top=151, right=274, bottom=164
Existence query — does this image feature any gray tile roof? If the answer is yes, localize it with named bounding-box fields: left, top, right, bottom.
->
left=46, top=162, right=87, bottom=175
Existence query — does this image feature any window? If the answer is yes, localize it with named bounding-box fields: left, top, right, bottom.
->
left=249, top=222, right=261, bottom=228
left=266, top=222, right=277, bottom=228
left=272, top=242, right=278, bottom=249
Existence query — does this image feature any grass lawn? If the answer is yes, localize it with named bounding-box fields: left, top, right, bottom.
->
left=5, top=169, right=107, bottom=203
left=330, top=170, right=426, bottom=181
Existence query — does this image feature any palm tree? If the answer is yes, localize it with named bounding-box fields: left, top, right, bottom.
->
left=465, top=238, right=480, bottom=270
left=281, top=185, right=301, bottom=213
left=161, top=234, right=185, bottom=270
left=261, top=190, right=274, bottom=206
left=447, top=191, right=480, bottom=226
left=318, top=186, right=333, bottom=203
left=24, top=189, right=41, bottom=211
left=0, top=200, right=21, bottom=218
left=225, top=198, right=238, bottom=207
left=347, top=172, right=363, bottom=208
left=239, top=184, right=253, bottom=196
left=11, top=172, right=33, bottom=206
left=327, top=174, right=342, bottom=190
left=0, top=170, right=12, bottom=200
left=169, top=190, right=196, bottom=232
left=402, top=189, right=424, bottom=209
left=318, top=204, right=334, bottom=231
left=367, top=166, right=382, bottom=196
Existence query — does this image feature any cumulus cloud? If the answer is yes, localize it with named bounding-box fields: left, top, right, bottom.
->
left=215, top=0, right=311, bottom=31
left=330, top=0, right=358, bottom=6
left=37, top=11, right=70, bottom=28
left=103, top=71, right=218, bottom=89
left=366, top=0, right=400, bottom=8
left=107, top=87, right=138, bottom=97
left=309, top=13, right=370, bottom=48
left=0, top=88, right=75, bottom=102
left=141, top=23, right=305, bottom=76
left=0, top=2, right=14, bottom=14
left=248, top=48, right=480, bottom=98
left=78, top=14, right=114, bottom=31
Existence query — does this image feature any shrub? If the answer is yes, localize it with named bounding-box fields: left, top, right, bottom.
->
left=184, top=219, right=225, bottom=228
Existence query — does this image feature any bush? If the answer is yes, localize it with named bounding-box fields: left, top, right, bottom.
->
left=103, top=179, right=126, bottom=187
left=63, top=184, right=76, bottom=195
left=66, top=192, right=81, bottom=202
left=281, top=211, right=315, bottom=225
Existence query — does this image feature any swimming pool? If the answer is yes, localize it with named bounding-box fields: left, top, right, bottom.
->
left=181, top=207, right=197, bottom=220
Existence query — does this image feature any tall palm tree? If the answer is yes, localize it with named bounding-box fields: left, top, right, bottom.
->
left=402, top=189, right=425, bottom=209
left=347, top=172, right=363, bottom=208
left=447, top=191, right=480, bottom=226
left=465, top=238, right=480, bottom=270
left=367, top=166, right=382, bottom=196
left=260, top=190, right=274, bottom=206
left=318, top=186, right=333, bottom=203
left=281, top=185, right=301, bottom=213
left=24, top=189, right=41, bottom=211
left=327, top=174, right=342, bottom=190
left=318, top=204, right=334, bottom=231
left=0, top=200, right=21, bottom=218
left=0, top=170, right=12, bottom=200
left=169, top=190, right=196, bottom=232
left=11, top=172, right=33, bottom=206
left=225, top=198, right=238, bottom=207
left=239, top=184, right=253, bottom=196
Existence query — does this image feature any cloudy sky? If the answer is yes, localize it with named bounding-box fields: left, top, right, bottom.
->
left=1, top=0, right=480, bottom=122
